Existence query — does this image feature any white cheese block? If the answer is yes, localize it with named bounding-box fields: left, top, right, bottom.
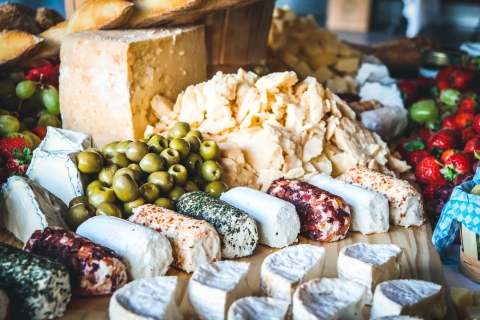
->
left=0, top=176, right=68, bottom=243
left=76, top=216, right=173, bottom=280
left=220, top=187, right=300, bottom=248
left=359, top=82, right=403, bottom=108
left=292, top=278, right=367, bottom=320
left=38, top=127, right=92, bottom=152
left=227, top=297, right=290, bottom=320
left=337, top=243, right=403, bottom=304
left=261, top=244, right=326, bottom=303
left=370, top=279, right=446, bottom=319
left=26, top=149, right=86, bottom=205
left=60, top=27, right=207, bottom=148
left=309, top=174, right=389, bottom=234
left=109, top=276, right=183, bottom=320
left=188, top=261, right=250, bottom=320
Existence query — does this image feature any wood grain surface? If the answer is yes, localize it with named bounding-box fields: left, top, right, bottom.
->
left=0, top=221, right=457, bottom=320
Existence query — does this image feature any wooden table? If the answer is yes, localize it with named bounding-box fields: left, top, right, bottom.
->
left=0, top=221, right=457, bottom=320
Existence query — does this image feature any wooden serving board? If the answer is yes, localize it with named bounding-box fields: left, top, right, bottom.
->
left=0, top=221, right=457, bottom=320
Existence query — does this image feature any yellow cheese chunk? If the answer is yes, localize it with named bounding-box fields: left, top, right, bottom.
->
left=60, top=27, right=207, bottom=148
left=334, top=57, right=360, bottom=73
left=451, top=287, right=473, bottom=319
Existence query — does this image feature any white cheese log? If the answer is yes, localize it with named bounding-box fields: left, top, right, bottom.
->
left=309, top=174, right=389, bottom=234
left=129, top=204, right=221, bottom=273
left=220, top=187, right=300, bottom=248
left=337, top=243, right=403, bottom=304
left=38, top=127, right=92, bottom=152
left=76, top=216, right=173, bottom=280
left=227, top=297, right=290, bottom=320
left=261, top=244, right=326, bottom=303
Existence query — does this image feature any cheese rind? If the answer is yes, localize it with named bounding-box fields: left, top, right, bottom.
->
left=227, top=297, right=290, bottom=320
left=220, top=187, right=300, bottom=248
left=337, top=243, right=402, bottom=304
left=38, top=127, right=92, bottom=152
left=261, top=244, right=326, bottom=303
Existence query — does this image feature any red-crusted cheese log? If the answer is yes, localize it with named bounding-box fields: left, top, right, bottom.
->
left=24, top=227, right=127, bottom=296
left=266, top=178, right=351, bottom=242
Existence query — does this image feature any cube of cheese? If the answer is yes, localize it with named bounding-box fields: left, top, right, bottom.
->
left=473, top=290, right=480, bottom=306
left=334, top=57, right=360, bottom=73
left=451, top=287, right=473, bottom=319
left=60, top=27, right=207, bottom=148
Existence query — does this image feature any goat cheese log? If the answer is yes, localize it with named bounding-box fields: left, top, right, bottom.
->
left=76, top=216, right=173, bottom=280
left=0, top=242, right=71, bottom=319
left=338, top=166, right=424, bottom=227
left=176, top=192, right=258, bottom=259
left=266, top=178, right=351, bottom=242
left=24, top=227, right=127, bottom=296
left=129, top=204, right=221, bottom=273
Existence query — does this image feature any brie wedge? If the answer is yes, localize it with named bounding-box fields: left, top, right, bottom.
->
left=228, top=297, right=290, bottom=320
left=38, top=127, right=92, bottom=152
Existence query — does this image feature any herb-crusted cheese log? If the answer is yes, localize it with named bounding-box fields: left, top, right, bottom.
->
left=176, top=192, right=258, bottom=259
left=24, top=227, right=127, bottom=296
left=338, top=166, right=425, bottom=227
left=129, top=204, right=221, bottom=273
left=0, top=242, right=71, bottom=319
left=266, top=178, right=351, bottom=242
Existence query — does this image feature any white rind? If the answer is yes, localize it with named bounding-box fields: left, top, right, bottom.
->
left=38, top=127, right=92, bottom=152
left=76, top=216, right=173, bottom=280
left=220, top=187, right=300, bottom=248
left=227, top=297, right=290, bottom=320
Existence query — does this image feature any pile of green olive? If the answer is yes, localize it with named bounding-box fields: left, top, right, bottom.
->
left=65, top=122, right=229, bottom=230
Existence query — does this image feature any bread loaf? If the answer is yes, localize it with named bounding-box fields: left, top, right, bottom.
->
left=0, top=30, right=43, bottom=67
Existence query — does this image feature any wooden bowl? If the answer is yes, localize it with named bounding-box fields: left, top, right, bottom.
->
left=460, top=250, right=480, bottom=283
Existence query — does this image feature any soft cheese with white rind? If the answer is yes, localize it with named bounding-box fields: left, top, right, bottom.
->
left=370, top=279, right=446, bottom=320
left=27, top=149, right=86, bottom=205
left=109, top=276, right=183, bottom=320
left=0, top=176, right=68, bottom=243
left=309, top=174, right=389, bottom=234
left=188, top=261, right=250, bottom=320
left=227, top=297, right=290, bottom=320
left=261, top=244, right=326, bottom=303
left=337, top=243, right=402, bottom=304
left=292, top=278, right=367, bottom=320
left=38, top=127, right=92, bottom=152
left=76, top=216, right=173, bottom=280
left=220, top=187, right=300, bottom=248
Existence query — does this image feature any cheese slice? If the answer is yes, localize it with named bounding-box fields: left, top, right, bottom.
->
left=337, top=243, right=402, bottom=304
left=39, top=127, right=92, bottom=152
left=309, top=174, right=389, bottom=234
left=0, top=176, right=68, bottom=243
left=370, top=279, right=446, bottom=319
left=60, top=26, right=207, bottom=148
left=220, top=187, right=300, bottom=248
left=228, top=297, right=290, bottom=320
left=261, top=244, right=326, bottom=303
left=109, top=276, right=182, bottom=320
left=76, top=216, right=173, bottom=280
left=26, top=148, right=86, bottom=205
left=188, top=261, right=250, bottom=320
left=292, top=278, right=367, bottom=320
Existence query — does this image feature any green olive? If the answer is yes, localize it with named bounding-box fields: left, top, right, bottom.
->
left=77, top=151, right=104, bottom=174
left=183, top=135, right=201, bottom=153
left=139, top=153, right=164, bottom=173
left=102, top=141, right=119, bottom=157
left=154, top=198, right=175, bottom=210
left=140, top=138, right=149, bottom=143
left=186, top=130, right=203, bottom=142
left=204, top=181, right=229, bottom=198
left=86, top=180, right=107, bottom=197
left=123, top=198, right=145, bottom=218
left=183, top=153, right=203, bottom=173
left=139, top=183, right=160, bottom=203
left=167, top=122, right=191, bottom=139
left=160, top=148, right=180, bottom=168
left=68, top=196, right=89, bottom=208
left=168, top=164, right=188, bottom=186
left=112, top=174, right=139, bottom=202
left=126, top=141, right=149, bottom=162
left=105, top=152, right=131, bottom=168
left=96, top=202, right=122, bottom=218
left=184, top=180, right=200, bottom=192
left=128, top=163, right=146, bottom=180
left=115, top=168, right=140, bottom=182
left=66, top=203, right=95, bottom=231
left=98, top=165, right=120, bottom=186
left=114, top=140, right=133, bottom=153
left=147, top=135, right=169, bottom=154
left=167, top=186, right=186, bottom=202
left=201, top=160, right=223, bottom=182
left=89, top=187, right=116, bottom=209
left=199, top=140, right=220, bottom=161
left=147, top=171, right=174, bottom=193
left=144, top=133, right=156, bottom=140
left=169, top=138, right=190, bottom=160
left=192, top=174, right=207, bottom=190
left=84, top=148, right=103, bottom=156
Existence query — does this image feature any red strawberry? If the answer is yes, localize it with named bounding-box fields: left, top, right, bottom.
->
left=418, top=128, right=432, bottom=142
left=0, top=137, right=30, bottom=159
left=441, top=113, right=459, bottom=131
left=473, top=114, right=480, bottom=134
left=426, top=129, right=458, bottom=157
left=31, top=127, right=47, bottom=140
left=415, top=157, right=445, bottom=184
left=397, top=137, right=425, bottom=160
left=423, top=179, right=448, bottom=199
left=408, top=149, right=433, bottom=166
left=465, top=137, right=480, bottom=153
left=456, top=112, right=476, bottom=128
left=451, top=68, right=475, bottom=90
left=431, top=81, right=451, bottom=98
left=441, top=152, right=474, bottom=181
left=416, top=76, right=431, bottom=88
left=458, top=95, right=478, bottom=114
left=461, top=127, right=477, bottom=144
left=441, top=149, right=459, bottom=163
left=435, top=65, right=455, bottom=83
left=5, top=148, right=32, bottom=175
left=25, top=63, right=53, bottom=82
left=398, top=80, right=417, bottom=105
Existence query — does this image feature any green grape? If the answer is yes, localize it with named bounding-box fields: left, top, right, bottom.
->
left=16, top=81, right=37, bottom=99
left=409, top=99, right=438, bottom=122
left=21, top=117, right=36, bottom=130
left=0, top=115, right=20, bottom=135
left=440, top=89, right=461, bottom=107
left=29, top=89, right=44, bottom=107
left=42, top=86, right=60, bottom=115
left=37, top=114, right=61, bottom=128
left=0, top=80, right=15, bottom=98
left=6, top=69, right=25, bottom=83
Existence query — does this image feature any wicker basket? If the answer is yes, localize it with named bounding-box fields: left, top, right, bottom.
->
left=460, top=224, right=480, bottom=283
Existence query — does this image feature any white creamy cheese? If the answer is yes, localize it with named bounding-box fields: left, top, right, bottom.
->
left=261, top=244, right=326, bottom=303
left=76, top=216, right=173, bottom=280
left=227, top=297, right=290, bottom=320
left=370, top=280, right=446, bottom=320
left=309, top=174, right=389, bottom=234
left=292, top=278, right=367, bottom=320
left=337, top=243, right=403, bottom=304
left=220, top=187, right=300, bottom=248
left=0, top=176, right=68, bottom=243
left=109, top=276, right=183, bottom=320
left=39, top=127, right=92, bottom=152
left=188, top=261, right=250, bottom=320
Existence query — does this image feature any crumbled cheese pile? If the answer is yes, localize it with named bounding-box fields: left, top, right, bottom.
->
left=148, top=69, right=410, bottom=191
